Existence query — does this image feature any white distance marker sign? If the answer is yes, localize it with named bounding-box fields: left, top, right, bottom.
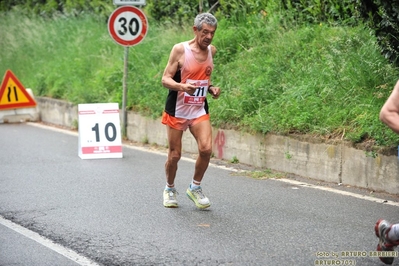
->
left=78, top=103, right=123, bottom=159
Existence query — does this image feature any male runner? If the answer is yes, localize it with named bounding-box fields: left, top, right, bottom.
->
left=375, top=79, right=399, bottom=264
left=161, top=13, right=221, bottom=209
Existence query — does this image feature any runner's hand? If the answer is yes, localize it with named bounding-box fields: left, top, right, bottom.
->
left=184, top=83, right=198, bottom=96
left=208, top=86, right=221, bottom=99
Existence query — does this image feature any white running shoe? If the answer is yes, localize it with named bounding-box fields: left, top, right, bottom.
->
left=186, top=186, right=210, bottom=209
left=163, top=188, right=178, bottom=208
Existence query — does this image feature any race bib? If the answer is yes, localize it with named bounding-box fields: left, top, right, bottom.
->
left=183, top=79, right=208, bottom=106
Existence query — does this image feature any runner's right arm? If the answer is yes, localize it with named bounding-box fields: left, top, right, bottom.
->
left=162, top=43, right=197, bottom=95
left=380, top=80, right=399, bottom=134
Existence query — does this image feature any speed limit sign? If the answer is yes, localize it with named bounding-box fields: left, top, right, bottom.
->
left=108, top=5, right=148, bottom=46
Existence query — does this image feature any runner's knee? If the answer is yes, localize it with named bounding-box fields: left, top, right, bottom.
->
left=198, top=146, right=212, bottom=158
left=169, top=149, right=181, bottom=163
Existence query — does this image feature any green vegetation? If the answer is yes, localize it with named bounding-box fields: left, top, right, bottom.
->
left=230, top=156, right=239, bottom=164
left=1, top=4, right=399, bottom=149
left=248, top=169, right=287, bottom=180
left=213, top=16, right=399, bottom=147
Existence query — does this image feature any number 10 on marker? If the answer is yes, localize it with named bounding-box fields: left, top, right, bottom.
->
left=91, top=123, right=118, bottom=142
left=78, top=103, right=123, bottom=159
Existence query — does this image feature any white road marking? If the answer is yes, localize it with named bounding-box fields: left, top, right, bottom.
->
left=23, top=122, right=398, bottom=263
left=29, top=122, right=399, bottom=208
left=133, top=144, right=399, bottom=207
left=273, top=178, right=399, bottom=207
left=0, top=216, right=100, bottom=266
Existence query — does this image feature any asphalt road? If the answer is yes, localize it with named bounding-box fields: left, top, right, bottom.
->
left=0, top=123, right=398, bottom=266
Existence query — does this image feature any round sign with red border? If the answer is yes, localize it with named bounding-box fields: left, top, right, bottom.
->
left=108, top=6, right=148, bottom=47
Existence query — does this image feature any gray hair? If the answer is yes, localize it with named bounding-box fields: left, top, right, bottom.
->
left=194, top=13, right=217, bottom=30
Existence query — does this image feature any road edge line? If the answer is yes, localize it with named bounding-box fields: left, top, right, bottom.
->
left=0, top=216, right=100, bottom=266
left=272, top=178, right=399, bottom=207
left=27, top=122, right=399, bottom=207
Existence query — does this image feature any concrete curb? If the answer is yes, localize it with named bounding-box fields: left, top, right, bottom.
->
left=35, top=97, right=399, bottom=195
left=0, top=89, right=40, bottom=123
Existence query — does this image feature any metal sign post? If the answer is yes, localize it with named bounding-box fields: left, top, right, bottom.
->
left=122, top=46, right=128, bottom=138
left=108, top=5, right=148, bottom=137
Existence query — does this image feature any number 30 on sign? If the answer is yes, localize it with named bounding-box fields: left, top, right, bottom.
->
left=78, top=103, right=123, bottom=159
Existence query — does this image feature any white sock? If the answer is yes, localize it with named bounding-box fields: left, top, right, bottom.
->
left=388, top=224, right=399, bottom=242
left=190, top=180, right=201, bottom=190
left=165, top=183, right=175, bottom=190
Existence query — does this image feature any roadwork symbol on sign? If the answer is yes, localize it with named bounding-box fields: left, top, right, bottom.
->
left=78, top=103, right=123, bottom=159
left=0, top=70, right=37, bottom=110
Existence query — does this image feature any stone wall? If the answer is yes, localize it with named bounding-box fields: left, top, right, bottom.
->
left=35, top=97, right=399, bottom=195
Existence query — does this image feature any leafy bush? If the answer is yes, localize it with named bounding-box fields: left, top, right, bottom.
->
left=145, top=0, right=213, bottom=25
left=210, top=13, right=399, bottom=147
left=281, top=0, right=357, bottom=25
left=0, top=12, right=122, bottom=102
left=1, top=3, right=399, bottom=149
left=0, top=0, right=114, bottom=18
left=357, top=0, right=399, bottom=67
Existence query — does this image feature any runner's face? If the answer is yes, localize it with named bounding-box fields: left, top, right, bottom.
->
left=195, top=23, right=216, bottom=50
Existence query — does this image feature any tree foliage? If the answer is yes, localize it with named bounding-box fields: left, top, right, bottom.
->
left=0, top=0, right=114, bottom=18
left=357, top=0, right=399, bottom=66
left=281, top=0, right=357, bottom=25
left=0, top=0, right=398, bottom=66
left=145, top=0, right=219, bottom=24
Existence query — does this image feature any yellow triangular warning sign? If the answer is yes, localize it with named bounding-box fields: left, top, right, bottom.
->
left=0, top=70, right=36, bottom=110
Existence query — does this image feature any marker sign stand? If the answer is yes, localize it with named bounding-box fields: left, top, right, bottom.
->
left=78, top=103, right=123, bottom=159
